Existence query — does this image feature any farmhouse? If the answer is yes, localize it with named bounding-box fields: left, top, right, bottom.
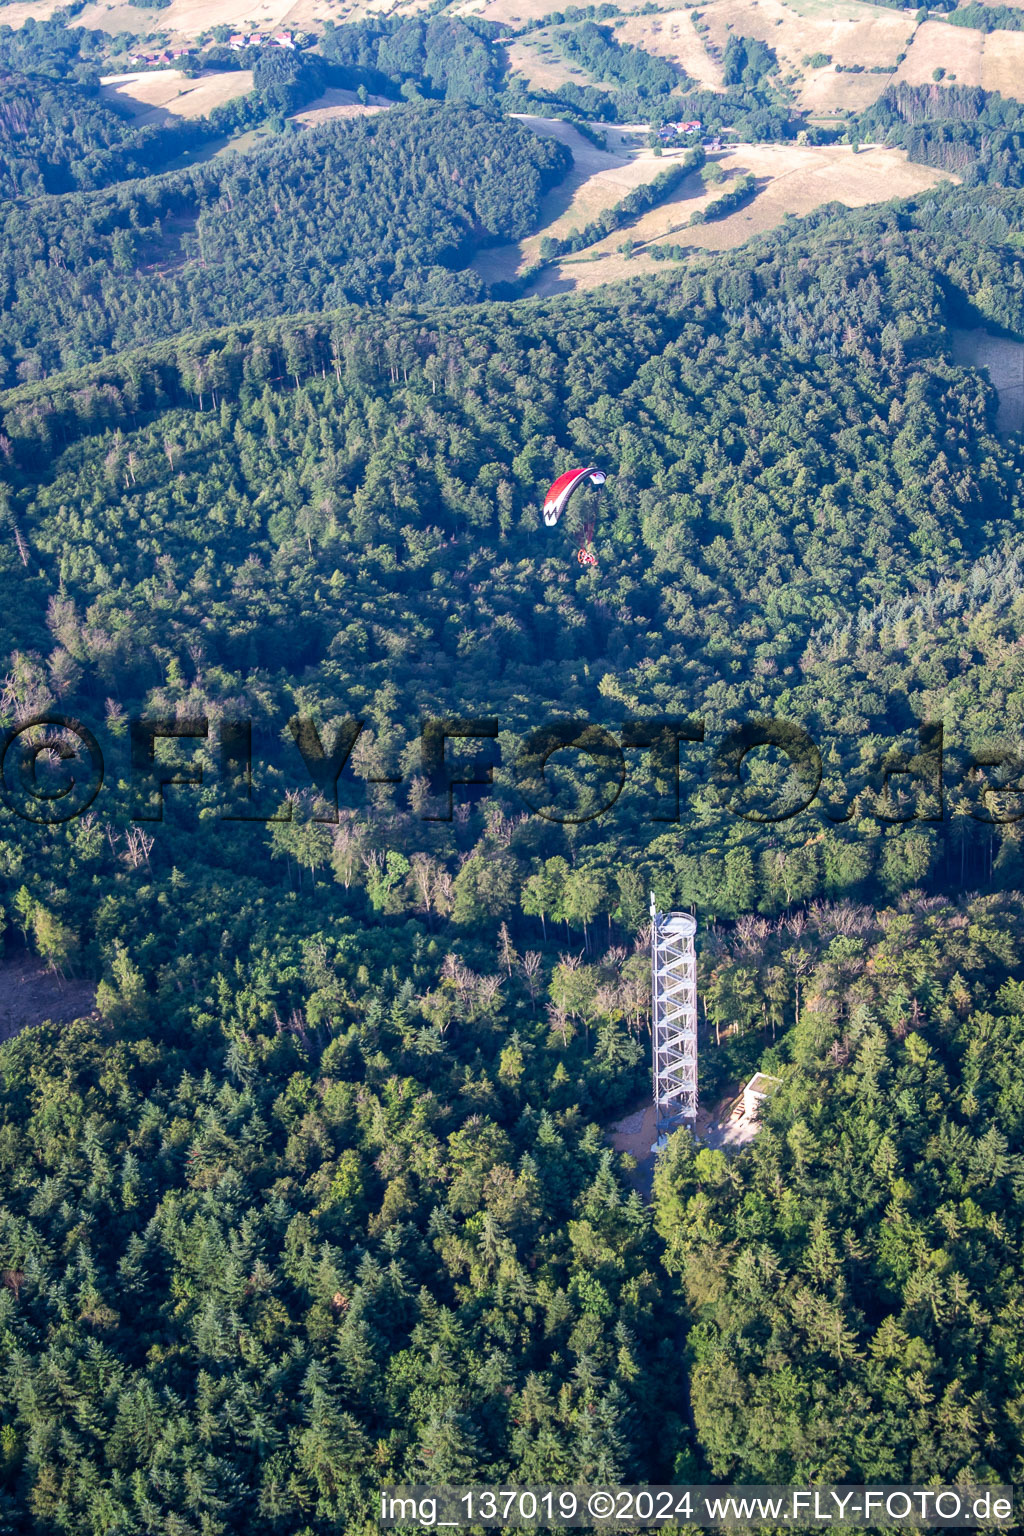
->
left=228, top=30, right=294, bottom=49
left=659, top=119, right=702, bottom=139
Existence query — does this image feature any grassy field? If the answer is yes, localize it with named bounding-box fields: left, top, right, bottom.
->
left=477, top=0, right=1024, bottom=116
left=475, top=0, right=921, bottom=118
left=473, top=0, right=922, bottom=119
left=504, top=33, right=598, bottom=94
left=0, top=0, right=430, bottom=41
left=519, top=140, right=953, bottom=296
left=2, top=0, right=291, bottom=37
left=612, top=8, right=723, bottom=92
left=100, top=67, right=254, bottom=121
left=471, top=114, right=693, bottom=284
left=451, top=0, right=565, bottom=22
left=896, top=20, right=1024, bottom=102
left=291, top=85, right=390, bottom=124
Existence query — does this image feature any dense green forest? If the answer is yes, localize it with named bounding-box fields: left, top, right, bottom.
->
left=858, top=81, right=1024, bottom=185
left=0, top=105, right=570, bottom=386
left=557, top=20, right=686, bottom=104
left=0, top=70, right=212, bottom=200
left=945, top=2, right=1024, bottom=31
left=3, top=0, right=1024, bottom=1524
left=5, top=185, right=1024, bottom=911
left=656, top=891, right=1024, bottom=1483
left=1, top=180, right=1024, bottom=1525
left=320, top=13, right=506, bottom=104
left=0, top=14, right=115, bottom=82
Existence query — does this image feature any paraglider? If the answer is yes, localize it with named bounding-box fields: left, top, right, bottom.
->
left=542, top=466, right=606, bottom=568
left=542, top=466, right=606, bottom=526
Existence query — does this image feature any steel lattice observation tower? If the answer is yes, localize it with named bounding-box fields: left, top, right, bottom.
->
left=650, top=896, right=698, bottom=1144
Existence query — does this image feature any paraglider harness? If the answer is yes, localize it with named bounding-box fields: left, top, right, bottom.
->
left=577, top=521, right=598, bottom=568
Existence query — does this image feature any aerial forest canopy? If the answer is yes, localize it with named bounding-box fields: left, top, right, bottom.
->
left=0, top=71, right=213, bottom=200
left=559, top=18, right=682, bottom=92
left=0, top=105, right=571, bottom=387
left=0, top=14, right=114, bottom=81
left=859, top=81, right=1024, bottom=184
left=2, top=180, right=1024, bottom=1526
left=320, top=13, right=507, bottom=103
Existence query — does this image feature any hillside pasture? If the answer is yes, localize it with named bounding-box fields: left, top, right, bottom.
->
left=308, top=0, right=437, bottom=24
left=797, top=60, right=896, bottom=115
left=526, top=142, right=954, bottom=295
left=0, top=0, right=431, bottom=42
left=504, top=33, right=601, bottom=93
left=611, top=9, right=724, bottom=92
left=291, top=85, right=390, bottom=123
left=674, top=0, right=915, bottom=114
left=89, top=0, right=290, bottom=37
left=11, top=0, right=1024, bottom=118
left=471, top=113, right=682, bottom=284
left=896, top=19, right=1024, bottom=102
left=694, top=0, right=914, bottom=68
left=100, top=68, right=253, bottom=122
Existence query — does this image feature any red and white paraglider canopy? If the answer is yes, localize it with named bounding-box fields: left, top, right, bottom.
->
left=542, top=466, right=606, bottom=527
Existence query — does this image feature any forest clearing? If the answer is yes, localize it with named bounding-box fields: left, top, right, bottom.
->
left=100, top=67, right=254, bottom=120
left=953, top=328, right=1024, bottom=434
left=0, top=957, right=97, bottom=1043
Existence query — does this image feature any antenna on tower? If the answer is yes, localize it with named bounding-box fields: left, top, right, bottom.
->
left=650, top=895, right=698, bottom=1143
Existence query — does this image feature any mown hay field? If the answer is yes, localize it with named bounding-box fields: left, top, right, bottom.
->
left=896, top=20, right=1024, bottom=102
left=471, top=115, right=694, bottom=284
left=100, top=68, right=254, bottom=121
left=526, top=142, right=954, bottom=295
left=611, top=8, right=724, bottom=91
left=1, top=0, right=429, bottom=41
